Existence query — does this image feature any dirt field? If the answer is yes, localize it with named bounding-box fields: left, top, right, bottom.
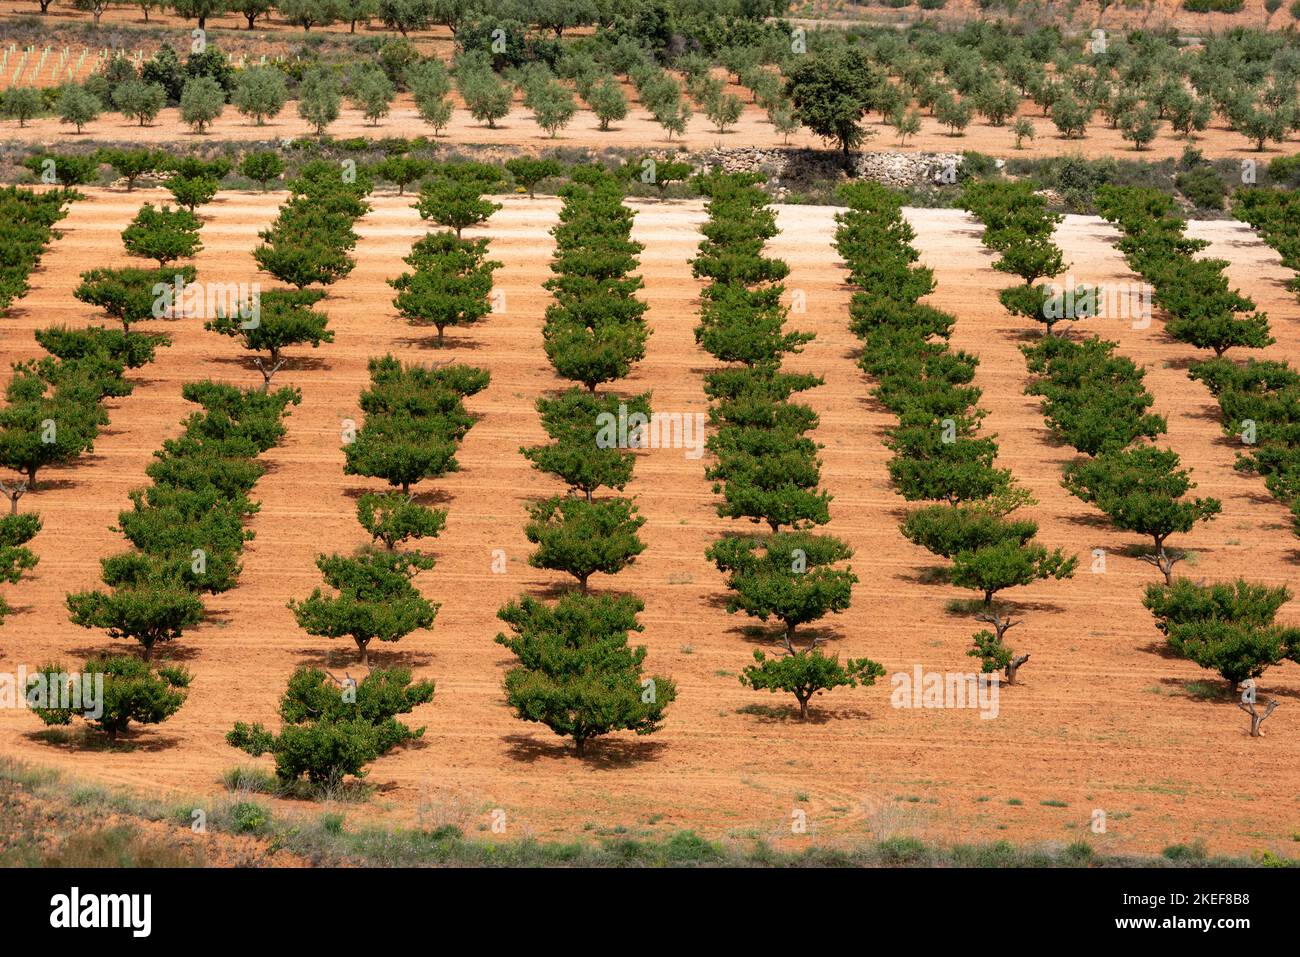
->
left=0, top=185, right=1296, bottom=857
left=3, top=91, right=1297, bottom=162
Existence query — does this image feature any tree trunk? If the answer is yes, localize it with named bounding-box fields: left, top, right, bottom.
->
left=1238, top=698, right=1279, bottom=737
left=574, top=735, right=586, bottom=756
left=1005, top=654, right=1029, bottom=685
left=141, top=640, right=153, bottom=662
left=436, top=326, right=445, bottom=347
left=783, top=621, right=797, bottom=654
left=579, top=574, right=589, bottom=593
left=798, top=695, right=810, bottom=719
left=357, top=639, right=369, bottom=667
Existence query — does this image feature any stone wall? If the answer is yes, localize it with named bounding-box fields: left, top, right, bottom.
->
left=694, top=146, right=970, bottom=196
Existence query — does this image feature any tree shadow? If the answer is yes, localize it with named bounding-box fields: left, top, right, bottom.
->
left=734, top=701, right=848, bottom=724
left=392, top=334, right=487, bottom=352
left=1137, top=640, right=1185, bottom=661
left=207, top=354, right=332, bottom=375
left=23, top=477, right=80, bottom=494
left=289, top=644, right=437, bottom=672
left=1161, top=354, right=1203, bottom=371
left=894, top=565, right=950, bottom=586
left=1062, top=510, right=1115, bottom=528
left=62, top=643, right=203, bottom=664
left=339, top=485, right=454, bottom=507
left=24, top=727, right=183, bottom=753
left=502, top=733, right=668, bottom=767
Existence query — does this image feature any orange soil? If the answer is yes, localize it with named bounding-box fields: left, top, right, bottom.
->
left=0, top=186, right=1297, bottom=856
left=3, top=95, right=1296, bottom=162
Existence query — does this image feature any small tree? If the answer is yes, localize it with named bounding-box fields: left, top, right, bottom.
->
left=32, top=657, right=191, bottom=742
left=356, top=492, right=445, bottom=551
left=999, top=282, right=1093, bottom=336
left=524, top=495, right=646, bottom=591
left=901, top=504, right=1038, bottom=560
left=240, top=150, right=284, bottom=190
left=121, top=204, right=203, bottom=266
left=587, top=78, right=628, bottom=131
left=891, top=107, right=922, bottom=146
left=949, top=539, right=1077, bottom=607
left=459, top=69, right=512, bottom=129
left=370, top=156, right=430, bottom=196
left=111, top=78, right=166, bottom=126
left=494, top=591, right=676, bottom=756
left=784, top=46, right=883, bottom=163
left=706, top=532, right=857, bottom=652
left=1144, top=578, right=1299, bottom=693
left=1063, top=445, right=1221, bottom=583
left=97, top=148, right=167, bottom=191
left=413, top=178, right=501, bottom=237
left=1120, top=104, right=1160, bottom=151
left=0, top=396, right=102, bottom=492
left=968, top=615, right=1030, bottom=683
left=993, top=234, right=1065, bottom=286
left=349, top=68, right=396, bottom=126
left=167, top=175, right=220, bottom=212
left=1012, top=117, right=1035, bottom=149
left=171, top=0, right=227, bottom=28
left=343, top=418, right=457, bottom=495
left=769, top=103, right=800, bottom=144
left=389, top=232, right=500, bottom=346
left=112, top=79, right=167, bottom=127
left=741, top=648, right=884, bottom=719
left=935, top=93, right=974, bottom=136
left=4, top=87, right=43, bottom=128
left=705, top=91, right=744, bottom=134
left=58, top=85, right=100, bottom=134
left=531, top=80, right=577, bottom=138
left=205, top=288, right=333, bottom=390
left=179, top=76, right=226, bottom=134
left=298, top=68, right=341, bottom=136
left=65, top=581, right=206, bottom=660
left=234, top=0, right=272, bottom=27
left=75, top=265, right=197, bottom=330
left=505, top=157, right=562, bottom=199
left=1050, top=94, right=1090, bottom=139
left=233, top=66, right=287, bottom=125
left=0, top=512, right=40, bottom=618
left=227, top=666, right=434, bottom=785
left=522, top=389, right=648, bottom=501
left=288, top=550, right=438, bottom=665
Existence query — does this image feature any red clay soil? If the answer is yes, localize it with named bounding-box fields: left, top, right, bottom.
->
left=0, top=186, right=1296, bottom=857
